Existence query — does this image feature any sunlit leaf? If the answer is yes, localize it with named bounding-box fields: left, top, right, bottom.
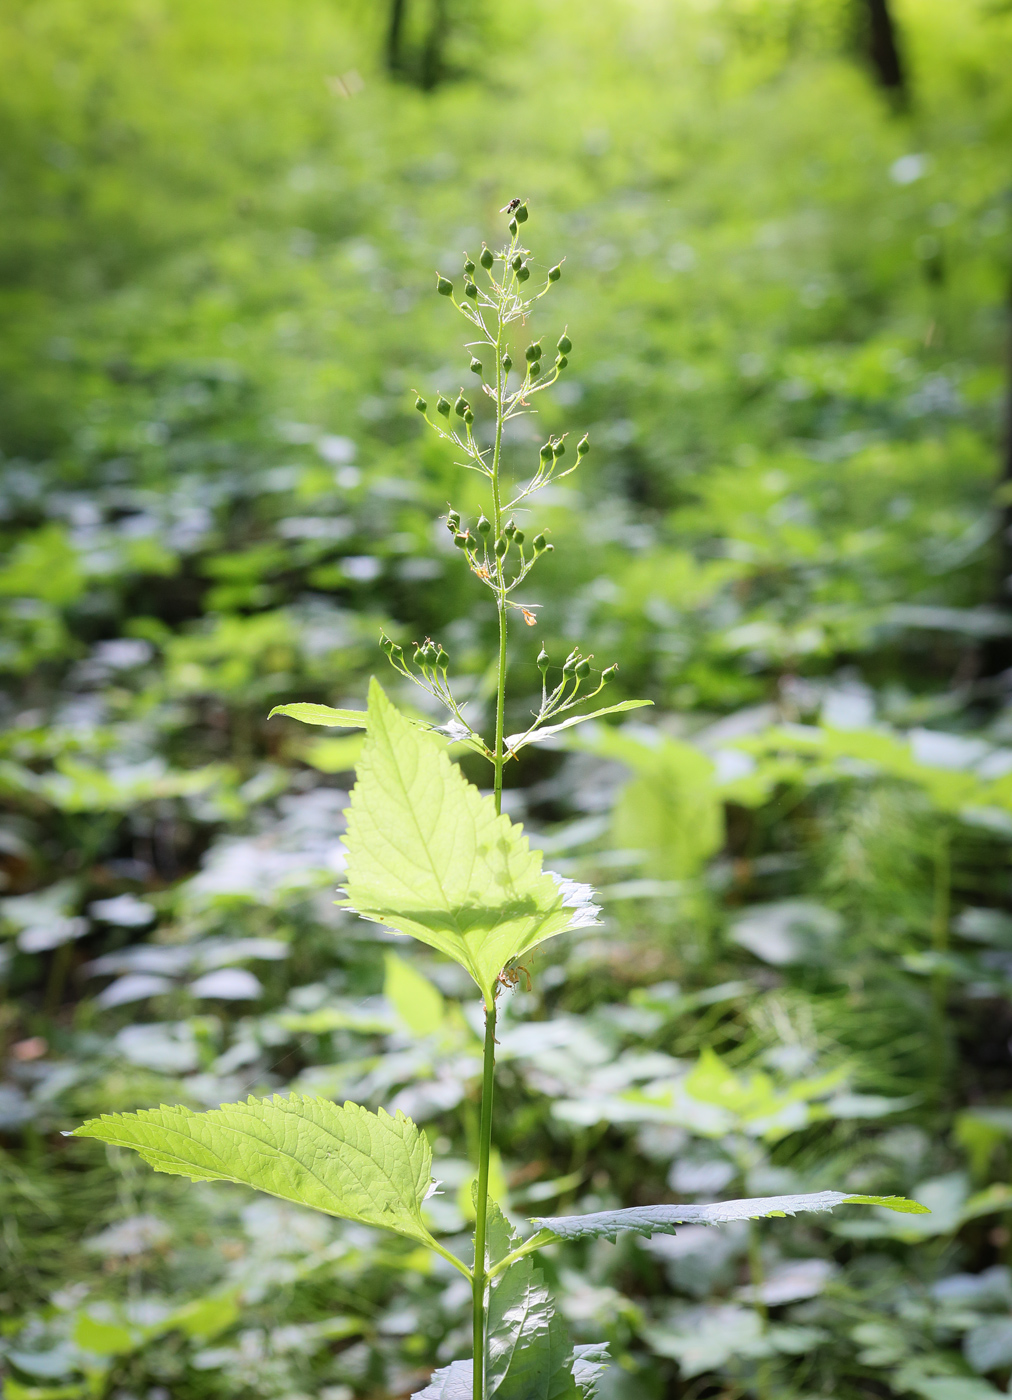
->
left=343, top=680, right=599, bottom=1005
left=505, top=700, right=653, bottom=753
left=268, top=703, right=369, bottom=728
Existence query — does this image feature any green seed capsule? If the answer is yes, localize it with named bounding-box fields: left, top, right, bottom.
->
left=453, top=531, right=470, bottom=549
left=436, top=275, right=453, bottom=297
left=537, top=647, right=550, bottom=673
left=494, top=535, right=508, bottom=558
left=504, top=519, right=516, bottom=539
left=576, top=658, right=591, bottom=679
left=437, top=396, right=451, bottom=416
left=477, top=513, right=491, bottom=536
left=517, top=264, right=530, bottom=282
left=415, top=395, right=427, bottom=412
left=463, top=257, right=475, bottom=275
left=464, top=280, right=477, bottom=299
left=508, top=216, right=518, bottom=235
left=544, top=542, right=554, bottom=552
left=556, top=355, right=568, bottom=369
left=511, top=254, right=523, bottom=272
left=530, top=361, right=541, bottom=377
left=516, top=201, right=529, bottom=223
left=577, top=435, right=590, bottom=456
left=470, top=357, right=482, bottom=375
left=548, top=264, right=562, bottom=282
left=502, top=354, right=513, bottom=373
left=602, top=664, right=618, bottom=682
left=557, top=333, right=572, bottom=354
left=422, top=643, right=437, bottom=664
left=553, top=440, right=566, bottom=458
left=454, top=395, right=468, bottom=417
left=446, top=510, right=460, bottom=531
left=436, top=648, right=449, bottom=667
left=513, top=529, right=525, bottom=546
left=562, top=658, right=576, bottom=676
left=533, top=533, right=547, bottom=551
left=540, top=442, right=553, bottom=461
left=412, top=645, right=423, bottom=663
left=464, top=409, right=474, bottom=425
left=391, top=643, right=404, bottom=661
left=380, top=634, right=393, bottom=654
left=480, top=245, right=494, bottom=270
left=525, top=342, right=542, bottom=362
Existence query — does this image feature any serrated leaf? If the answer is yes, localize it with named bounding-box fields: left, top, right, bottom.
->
left=72, top=1095, right=463, bottom=1270
left=506, top=700, right=654, bottom=753
left=268, top=703, right=369, bottom=728
left=343, top=680, right=599, bottom=1005
left=571, top=1344, right=610, bottom=1399
left=527, top=1190, right=928, bottom=1245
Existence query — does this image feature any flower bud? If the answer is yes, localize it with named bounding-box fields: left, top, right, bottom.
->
left=470, top=357, right=482, bottom=375
left=480, top=245, right=494, bottom=270
left=517, top=263, right=530, bottom=282
left=557, top=333, right=572, bottom=355
left=436, top=275, right=453, bottom=297
left=556, top=355, right=568, bottom=370
left=464, top=280, right=478, bottom=299
left=436, top=647, right=449, bottom=668
left=513, top=529, right=525, bottom=546
left=508, top=216, right=518, bottom=235
left=502, top=354, right=513, bottom=373
left=525, top=342, right=542, bottom=362
left=576, top=658, right=591, bottom=679
left=454, top=394, right=469, bottom=417
left=516, top=201, right=529, bottom=223
left=577, top=435, right=590, bottom=456
left=511, top=254, right=523, bottom=272
left=537, top=647, right=550, bottom=674
left=602, top=664, right=618, bottom=682
left=494, top=535, right=508, bottom=558
left=463, top=257, right=475, bottom=275
left=533, top=533, right=547, bottom=551
left=415, top=395, right=427, bottom=412
left=540, top=442, right=553, bottom=461
left=477, top=513, right=491, bottom=536
left=548, top=265, right=562, bottom=282
left=437, top=396, right=451, bottom=417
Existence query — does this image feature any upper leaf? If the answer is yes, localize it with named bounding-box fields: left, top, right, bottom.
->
left=343, top=680, right=599, bottom=1005
left=268, top=703, right=369, bottom=728
left=525, top=1190, right=928, bottom=1246
left=505, top=700, right=654, bottom=754
left=72, top=1094, right=461, bottom=1268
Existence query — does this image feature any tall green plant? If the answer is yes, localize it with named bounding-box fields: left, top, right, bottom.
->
left=74, top=204, right=926, bottom=1399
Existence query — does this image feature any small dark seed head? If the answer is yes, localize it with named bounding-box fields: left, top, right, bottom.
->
left=548, top=264, right=561, bottom=282
left=576, top=658, right=591, bottom=679
left=562, top=658, right=576, bottom=676
left=436, top=648, right=449, bottom=667
left=437, top=396, right=451, bottom=416
left=480, top=245, right=494, bottom=270
left=477, top=513, right=491, bottom=536
left=508, top=216, right=518, bottom=235
left=464, top=409, right=474, bottom=425
left=494, top=535, right=508, bottom=558
left=577, top=434, right=590, bottom=456
left=504, top=519, right=516, bottom=539
left=553, top=440, right=566, bottom=458
left=557, top=333, right=572, bottom=354
left=464, top=280, right=478, bottom=299
left=537, top=647, right=550, bottom=673
left=529, top=361, right=541, bottom=377
left=516, top=263, right=530, bottom=281
left=513, top=529, right=525, bottom=546
left=556, top=355, right=568, bottom=370
left=470, top=357, right=482, bottom=375
left=446, top=509, right=460, bottom=531
left=516, top=201, right=529, bottom=223
left=602, top=664, right=618, bottom=682
left=436, top=274, right=453, bottom=297
left=463, top=257, right=475, bottom=275
left=511, top=254, right=523, bottom=272
left=454, top=394, right=468, bottom=417
left=525, top=342, right=542, bottom=362
left=415, top=395, right=427, bottom=412
left=533, top=533, right=547, bottom=551
left=502, top=353, right=513, bottom=373
left=453, top=531, right=470, bottom=550
left=540, top=442, right=553, bottom=461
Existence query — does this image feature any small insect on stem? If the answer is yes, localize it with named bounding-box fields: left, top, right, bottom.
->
left=498, top=962, right=533, bottom=994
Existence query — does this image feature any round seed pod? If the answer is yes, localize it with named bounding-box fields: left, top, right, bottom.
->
left=477, top=513, right=491, bottom=537
left=437, top=396, right=451, bottom=416
left=602, top=664, right=619, bottom=682
left=436, top=275, right=453, bottom=297
left=533, top=533, right=547, bottom=551
left=494, top=535, right=508, bottom=558
left=577, top=435, right=590, bottom=456
left=380, top=634, right=394, bottom=654
left=517, top=264, right=530, bottom=282
left=511, top=254, right=523, bottom=272
left=446, top=509, right=460, bottom=531
left=421, top=642, right=437, bottom=664
left=575, top=658, right=591, bottom=679
left=540, top=442, right=553, bottom=462
left=464, top=409, right=474, bottom=425
left=562, top=657, right=576, bottom=677
left=557, top=333, right=572, bottom=354
left=436, top=648, right=449, bottom=668
left=513, top=529, right=525, bottom=546
left=453, top=531, right=471, bottom=550
left=548, top=265, right=562, bottom=282
left=415, top=395, right=427, bottom=412
left=470, top=357, right=482, bottom=375
left=553, top=440, right=566, bottom=458
left=516, top=202, right=529, bottom=223
left=529, top=361, right=541, bottom=377
left=504, top=519, right=516, bottom=539
left=502, top=354, right=513, bottom=373
left=412, top=644, right=423, bottom=663
left=464, top=280, right=478, bottom=299
left=525, top=342, right=542, bottom=362
left=454, top=394, right=469, bottom=417
left=556, top=355, right=568, bottom=370
left=508, top=216, right=518, bottom=235
left=391, top=643, right=404, bottom=661
left=463, top=257, right=475, bottom=275
left=480, top=245, right=494, bottom=270
left=544, top=542, right=555, bottom=552
left=537, top=647, right=550, bottom=674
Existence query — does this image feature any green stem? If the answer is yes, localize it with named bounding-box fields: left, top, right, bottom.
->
left=472, top=997, right=498, bottom=1400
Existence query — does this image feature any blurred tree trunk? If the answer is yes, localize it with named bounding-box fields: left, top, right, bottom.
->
left=980, top=279, right=1012, bottom=681
left=420, top=0, right=448, bottom=91
left=387, top=0, right=407, bottom=74
left=862, top=0, right=906, bottom=96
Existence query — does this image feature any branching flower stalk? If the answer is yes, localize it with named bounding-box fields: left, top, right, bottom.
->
left=72, top=201, right=929, bottom=1400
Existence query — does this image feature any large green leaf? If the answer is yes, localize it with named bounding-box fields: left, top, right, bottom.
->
left=343, top=680, right=599, bottom=1005
left=72, top=1095, right=466, bottom=1274
left=268, top=703, right=369, bottom=728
